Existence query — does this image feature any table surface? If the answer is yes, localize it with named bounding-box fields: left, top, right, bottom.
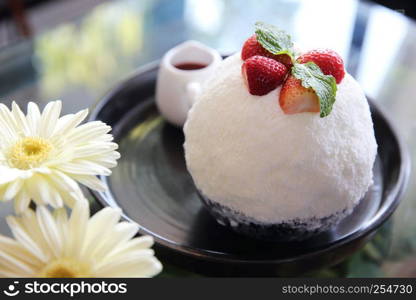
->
left=0, top=0, right=416, bottom=277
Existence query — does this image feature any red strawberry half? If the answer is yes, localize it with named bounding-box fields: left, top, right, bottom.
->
left=241, top=34, right=292, bottom=67
left=242, top=55, right=288, bottom=96
left=279, top=76, right=320, bottom=114
left=297, top=49, right=345, bottom=84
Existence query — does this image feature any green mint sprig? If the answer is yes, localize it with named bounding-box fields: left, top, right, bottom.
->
left=291, top=62, right=337, bottom=118
left=254, top=22, right=295, bottom=61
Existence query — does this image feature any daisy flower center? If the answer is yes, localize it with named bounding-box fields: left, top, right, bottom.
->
left=38, top=258, right=91, bottom=278
left=7, top=137, right=53, bottom=170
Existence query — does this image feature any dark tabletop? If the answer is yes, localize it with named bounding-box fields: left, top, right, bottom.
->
left=0, top=0, right=415, bottom=277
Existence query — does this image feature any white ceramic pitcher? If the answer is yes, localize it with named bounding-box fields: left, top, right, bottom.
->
left=156, top=40, right=222, bottom=127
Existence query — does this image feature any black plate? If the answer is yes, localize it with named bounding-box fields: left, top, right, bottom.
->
left=89, top=61, right=410, bottom=276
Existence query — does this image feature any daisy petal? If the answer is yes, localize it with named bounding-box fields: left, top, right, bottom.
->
left=71, top=174, right=107, bottom=191
left=56, top=161, right=112, bottom=176
left=53, top=208, right=68, bottom=239
left=26, top=102, right=41, bottom=135
left=89, top=222, right=138, bottom=260
left=3, top=179, right=23, bottom=201
left=102, top=236, right=154, bottom=265
left=37, top=206, right=62, bottom=257
left=0, top=246, right=36, bottom=275
left=14, top=189, right=31, bottom=213
left=66, top=199, right=89, bottom=257
left=6, top=216, right=48, bottom=262
left=81, top=207, right=122, bottom=257
left=49, top=170, right=82, bottom=193
left=11, top=101, right=30, bottom=136
left=39, top=101, right=62, bottom=138
left=0, top=104, right=18, bottom=140
left=0, top=235, right=40, bottom=268
left=52, top=108, right=88, bottom=137
left=0, top=166, right=23, bottom=185
left=66, top=121, right=111, bottom=144
left=94, top=251, right=162, bottom=277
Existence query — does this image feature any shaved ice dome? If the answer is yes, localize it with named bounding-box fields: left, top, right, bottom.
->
left=184, top=53, right=377, bottom=232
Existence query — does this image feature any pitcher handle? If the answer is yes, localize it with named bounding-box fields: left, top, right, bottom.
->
left=184, top=82, right=202, bottom=109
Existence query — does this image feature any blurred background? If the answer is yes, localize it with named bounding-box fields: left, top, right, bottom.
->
left=0, top=0, right=416, bottom=277
left=0, top=0, right=415, bottom=110
left=0, top=0, right=414, bottom=110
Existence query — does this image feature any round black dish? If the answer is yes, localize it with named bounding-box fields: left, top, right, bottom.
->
left=89, top=61, right=410, bottom=276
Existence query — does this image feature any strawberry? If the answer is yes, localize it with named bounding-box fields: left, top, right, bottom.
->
left=241, top=34, right=292, bottom=67
left=279, top=76, right=320, bottom=114
left=297, top=49, right=345, bottom=84
left=242, top=55, right=288, bottom=96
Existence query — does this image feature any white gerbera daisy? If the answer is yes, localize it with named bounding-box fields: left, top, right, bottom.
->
left=0, top=198, right=162, bottom=277
left=0, top=100, right=120, bottom=212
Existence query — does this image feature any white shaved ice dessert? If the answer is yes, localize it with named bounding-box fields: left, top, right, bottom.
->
left=184, top=52, right=377, bottom=239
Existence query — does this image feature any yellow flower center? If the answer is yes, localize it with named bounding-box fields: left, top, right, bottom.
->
left=38, top=258, right=91, bottom=278
left=7, top=137, right=53, bottom=170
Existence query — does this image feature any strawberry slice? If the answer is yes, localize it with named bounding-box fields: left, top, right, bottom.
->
left=242, top=55, right=288, bottom=96
left=279, top=76, right=320, bottom=114
left=241, top=34, right=292, bottom=67
left=297, top=49, right=345, bottom=84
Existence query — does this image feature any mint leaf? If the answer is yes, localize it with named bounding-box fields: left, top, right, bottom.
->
left=255, top=22, right=294, bottom=60
left=291, top=62, right=337, bottom=118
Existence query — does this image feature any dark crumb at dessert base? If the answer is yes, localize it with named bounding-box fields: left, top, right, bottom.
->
left=199, top=194, right=349, bottom=242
